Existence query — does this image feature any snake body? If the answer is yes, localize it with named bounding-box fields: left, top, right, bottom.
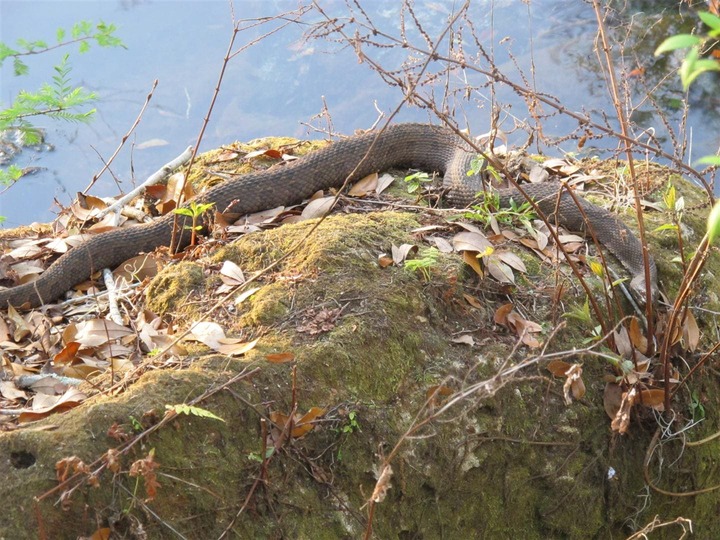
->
left=0, top=123, right=656, bottom=308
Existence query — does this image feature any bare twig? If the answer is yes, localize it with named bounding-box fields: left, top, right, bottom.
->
left=83, top=79, right=159, bottom=194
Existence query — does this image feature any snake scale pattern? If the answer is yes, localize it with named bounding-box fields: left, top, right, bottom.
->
left=0, top=123, right=657, bottom=308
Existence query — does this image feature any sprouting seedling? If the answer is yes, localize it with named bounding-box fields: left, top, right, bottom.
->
left=404, top=171, right=433, bottom=194
left=404, top=247, right=440, bottom=281
left=173, top=201, right=215, bottom=246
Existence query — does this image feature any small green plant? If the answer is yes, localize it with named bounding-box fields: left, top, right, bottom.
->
left=165, top=404, right=225, bottom=422
left=689, top=389, right=706, bottom=422
left=404, top=247, right=440, bottom=281
left=404, top=171, right=433, bottom=194
left=334, top=411, right=361, bottom=461
left=248, top=448, right=275, bottom=463
left=341, top=411, right=360, bottom=434
left=563, top=296, right=603, bottom=343
left=128, top=415, right=143, bottom=432
left=464, top=191, right=537, bottom=231
left=466, top=155, right=501, bottom=183
left=173, top=201, right=216, bottom=246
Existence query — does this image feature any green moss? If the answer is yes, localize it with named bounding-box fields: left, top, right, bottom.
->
left=145, top=261, right=205, bottom=315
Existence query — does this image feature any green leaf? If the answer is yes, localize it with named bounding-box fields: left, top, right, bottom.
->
left=697, top=155, right=720, bottom=166
left=12, top=57, right=28, bottom=76
left=679, top=47, right=701, bottom=89
left=707, top=200, right=720, bottom=244
left=56, top=27, right=66, bottom=42
left=0, top=42, right=19, bottom=65
left=166, top=404, right=225, bottom=422
left=173, top=208, right=195, bottom=218
left=652, top=223, right=679, bottom=233
left=72, top=20, right=93, bottom=38
left=78, top=41, right=90, bottom=54
left=683, top=58, right=720, bottom=88
left=0, top=165, right=25, bottom=186
left=698, top=11, right=720, bottom=31
left=654, top=34, right=702, bottom=55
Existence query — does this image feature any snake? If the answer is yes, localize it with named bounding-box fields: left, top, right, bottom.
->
left=0, top=123, right=656, bottom=308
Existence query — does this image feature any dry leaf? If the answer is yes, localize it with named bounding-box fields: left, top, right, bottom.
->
left=391, top=244, right=417, bottom=265
left=245, top=148, right=282, bottom=160
left=348, top=172, right=378, bottom=196
left=376, top=173, right=395, bottom=194
left=114, top=254, right=159, bottom=285
left=493, top=303, right=515, bottom=325
left=486, top=257, right=515, bottom=284
left=378, top=254, right=394, bottom=268
left=18, top=387, right=87, bottom=422
left=53, top=342, right=81, bottom=365
left=682, top=309, right=700, bottom=352
left=628, top=317, right=648, bottom=355
left=603, top=383, right=623, bottom=420
left=219, top=260, right=245, bottom=285
left=70, top=319, right=133, bottom=347
left=428, top=236, right=453, bottom=253
left=463, top=294, right=484, bottom=309
left=7, top=244, right=43, bottom=258
left=453, top=231, right=492, bottom=253
left=266, top=352, right=295, bottom=363
left=234, top=286, right=260, bottom=305
left=546, top=360, right=572, bottom=377
left=610, top=387, right=638, bottom=434
left=187, top=321, right=226, bottom=350
left=614, top=325, right=633, bottom=359
left=562, top=364, right=585, bottom=405
left=216, top=337, right=260, bottom=357
left=0, top=380, right=27, bottom=401
left=451, top=334, right=474, bottom=346
left=496, top=251, right=526, bottom=273
left=301, top=197, right=335, bottom=220
left=462, top=250, right=484, bottom=277
left=371, top=464, right=393, bottom=503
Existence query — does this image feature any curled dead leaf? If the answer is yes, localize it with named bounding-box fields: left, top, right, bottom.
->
left=266, top=352, right=295, bottom=363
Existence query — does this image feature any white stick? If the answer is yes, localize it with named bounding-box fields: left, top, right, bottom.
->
left=103, top=268, right=124, bottom=325
left=95, top=146, right=194, bottom=224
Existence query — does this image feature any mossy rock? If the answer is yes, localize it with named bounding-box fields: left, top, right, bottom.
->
left=1, top=156, right=720, bottom=539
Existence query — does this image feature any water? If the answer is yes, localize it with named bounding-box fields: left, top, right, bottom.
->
left=1, top=0, right=717, bottom=227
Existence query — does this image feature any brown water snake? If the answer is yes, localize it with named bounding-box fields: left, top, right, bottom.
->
left=0, top=123, right=657, bottom=308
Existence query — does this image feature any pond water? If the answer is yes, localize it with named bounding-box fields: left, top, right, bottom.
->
left=1, top=0, right=718, bottom=227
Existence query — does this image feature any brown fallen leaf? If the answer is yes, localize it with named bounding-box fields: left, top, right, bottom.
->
left=462, top=250, right=484, bottom=277
left=216, top=337, right=260, bottom=357
left=682, top=309, right=700, bottom=352
left=452, top=231, right=492, bottom=253
left=639, top=388, right=665, bottom=411
left=300, top=197, right=335, bottom=220
left=18, top=387, right=87, bottom=423
left=113, top=254, right=159, bottom=286
left=67, top=319, right=134, bottom=348
left=348, top=172, right=378, bottom=196
left=391, top=243, right=418, bottom=265
left=493, top=303, right=515, bottom=325
left=266, top=352, right=295, bottom=363
left=463, top=294, right=485, bottom=310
